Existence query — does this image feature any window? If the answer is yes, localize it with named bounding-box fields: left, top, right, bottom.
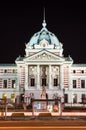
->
left=4, top=69, right=7, bottom=73
left=81, top=70, right=84, bottom=73
left=13, top=69, right=16, bottom=73
left=54, top=78, right=58, bottom=86
left=73, top=94, right=77, bottom=103
left=73, top=80, right=76, bottom=88
left=81, top=94, right=86, bottom=103
left=20, top=93, right=24, bottom=103
left=42, top=78, right=46, bottom=86
left=3, top=80, right=7, bottom=88
left=31, top=78, right=35, bottom=86
left=73, top=70, right=76, bottom=73
left=64, top=94, right=68, bottom=103
left=12, top=80, right=16, bottom=88
left=81, top=80, right=85, bottom=88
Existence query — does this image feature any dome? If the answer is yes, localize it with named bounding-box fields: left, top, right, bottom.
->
left=28, top=20, right=60, bottom=47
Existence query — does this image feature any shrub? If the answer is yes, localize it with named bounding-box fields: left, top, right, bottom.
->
left=64, top=106, right=86, bottom=110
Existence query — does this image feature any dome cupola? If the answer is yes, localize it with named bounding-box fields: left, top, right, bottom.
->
left=28, top=19, right=61, bottom=47
left=25, top=12, right=63, bottom=57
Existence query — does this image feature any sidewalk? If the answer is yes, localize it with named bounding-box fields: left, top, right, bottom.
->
left=0, top=111, right=86, bottom=117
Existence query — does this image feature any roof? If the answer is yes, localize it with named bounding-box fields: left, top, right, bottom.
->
left=72, top=64, right=86, bottom=67
left=28, top=20, right=61, bottom=47
left=0, top=64, right=16, bottom=67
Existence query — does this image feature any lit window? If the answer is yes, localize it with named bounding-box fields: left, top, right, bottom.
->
left=12, top=80, right=16, bottom=88
left=73, top=94, right=77, bottom=103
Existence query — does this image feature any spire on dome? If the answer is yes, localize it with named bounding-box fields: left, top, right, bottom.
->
left=28, top=8, right=60, bottom=47
left=42, top=7, right=47, bottom=28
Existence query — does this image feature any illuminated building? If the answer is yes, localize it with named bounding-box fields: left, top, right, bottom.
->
left=0, top=18, right=86, bottom=106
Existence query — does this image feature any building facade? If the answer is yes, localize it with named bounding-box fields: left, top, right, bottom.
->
left=0, top=19, right=86, bottom=106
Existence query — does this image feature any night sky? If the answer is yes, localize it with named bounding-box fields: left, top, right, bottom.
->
left=0, top=1, right=86, bottom=63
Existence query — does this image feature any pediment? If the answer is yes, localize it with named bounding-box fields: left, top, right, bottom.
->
left=24, top=50, right=65, bottom=62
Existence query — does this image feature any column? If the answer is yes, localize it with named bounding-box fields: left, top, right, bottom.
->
left=25, top=64, right=28, bottom=90
left=49, top=65, right=52, bottom=89
left=37, top=65, right=40, bottom=89
left=60, top=65, right=63, bottom=90
left=68, top=65, right=72, bottom=90
left=16, top=65, right=20, bottom=92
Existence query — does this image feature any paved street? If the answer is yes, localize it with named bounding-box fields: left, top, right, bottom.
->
left=0, top=119, right=86, bottom=130
left=1, top=111, right=86, bottom=130
left=0, top=119, right=86, bottom=127
left=0, top=127, right=86, bottom=130
left=0, top=126, right=86, bottom=130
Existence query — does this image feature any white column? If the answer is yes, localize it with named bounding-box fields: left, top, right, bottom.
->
left=60, top=65, right=63, bottom=90
left=49, top=65, right=52, bottom=89
left=16, top=65, right=20, bottom=92
left=37, top=65, right=40, bottom=89
left=25, top=64, right=28, bottom=90
left=68, top=65, right=72, bottom=90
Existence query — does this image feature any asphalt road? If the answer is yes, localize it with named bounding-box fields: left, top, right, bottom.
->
left=0, top=120, right=86, bottom=130
left=0, top=119, right=86, bottom=127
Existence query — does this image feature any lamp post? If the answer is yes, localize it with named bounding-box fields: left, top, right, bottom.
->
left=59, top=88, right=65, bottom=116
left=3, top=93, right=7, bottom=119
left=63, top=88, right=65, bottom=103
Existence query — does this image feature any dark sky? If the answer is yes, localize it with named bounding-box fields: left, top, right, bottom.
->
left=0, top=1, right=86, bottom=63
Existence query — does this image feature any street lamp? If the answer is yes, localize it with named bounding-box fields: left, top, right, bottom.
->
left=60, top=88, right=65, bottom=116
left=3, top=93, right=7, bottom=119
left=63, top=88, right=65, bottom=103
left=11, top=93, right=15, bottom=103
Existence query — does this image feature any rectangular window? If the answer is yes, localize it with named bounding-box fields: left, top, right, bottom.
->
left=12, top=80, right=16, bottom=88
left=81, top=70, right=84, bottom=73
left=31, top=78, right=35, bottom=86
left=81, top=80, right=85, bottom=88
left=81, top=94, right=86, bottom=103
left=73, top=70, right=76, bottom=73
left=64, top=94, right=68, bottom=103
left=42, top=78, right=46, bottom=86
left=73, top=94, right=77, bottom=103
left=73, top=80, right=76, bottom=88
left=3, top=80, right=7, bottom=88
left=4, top=69, right=7, bottom=73
left=13, top=69, right=16, bottom=73
left=54, top=78, right=58, bottom=86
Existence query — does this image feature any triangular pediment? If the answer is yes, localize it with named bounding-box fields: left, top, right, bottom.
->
left=24, top=50, right=65, bottom=63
